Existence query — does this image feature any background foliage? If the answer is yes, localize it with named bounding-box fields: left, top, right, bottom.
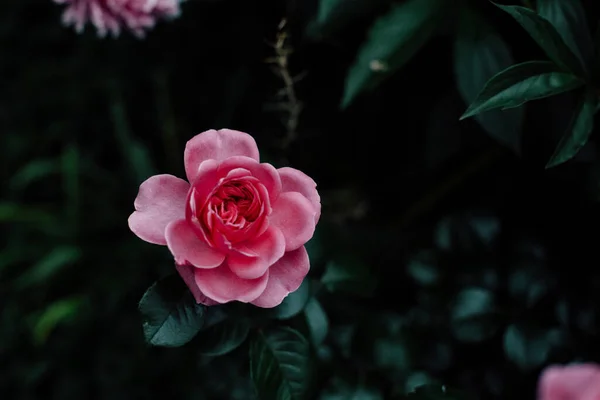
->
left=3, top=0, right=600, bottom=399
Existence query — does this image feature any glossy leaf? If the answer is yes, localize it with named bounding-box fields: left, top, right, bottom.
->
left=341, top=0, right=447, bottom=108
left=503, top=324, right=565, bottom=370
left=304, top=298, right=329, bottom=346
left=546, top=90, right=597, bottom=168
left=250, top=327, right=311, bottom=400
left=537, top=0, right=593, bottom=72
left=196, top=320, right=250, bottom=357
left=493, top=3, right=585, bottom=76
left=454, top=7, right=523, bottom=152
left=460, top=61, right=582, bottom=119
left=451, top=287, right=500, bottom=342
left=267, top=279, right=312, bottom=320
left=139, top=274, right=205, bottom=347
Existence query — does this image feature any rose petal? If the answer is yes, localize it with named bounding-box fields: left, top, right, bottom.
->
left=175, top=263, right=221, bottom=306
left=165, top=220, right=226, bottom=268
left=269, top=192, right=316, bottom=251
left=250, top=246, right=310, bottom=308
left=218, top=156, right=281, bottom=204
left=184, top=129, right=260, bottom=182
left=228, top=226, right=286, bottom=279
left=128, top=174, right=190, bottom=245
left=278, top=167, right=321, bottom=223
left=538, top=364, right=600, bottom=400
left=194, top=263, right=269, bottom=303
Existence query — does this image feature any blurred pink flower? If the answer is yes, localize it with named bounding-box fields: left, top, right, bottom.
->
left=53, top=0, right=181, bottom=38
left=538, top=363, right=600, bottom=400
left=128, top=129, right=321, bottom=308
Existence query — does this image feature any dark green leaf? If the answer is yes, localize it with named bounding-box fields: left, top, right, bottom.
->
left=406, top=384, right=465, bottom=399
left=546, top=90, right=597, bottom=168
left=503, top=324, right=565, bottom=370
left=341, top=0, right=447, bottom=108
left=138, top=274, right=205, bottom=347
left=454, top=7, right=523, bottom=152
left=306, top=0, right=386, bottom=39
left=460, top=61, right=583, bottom=119
left=406, top=250, right=440, bottom=286
left=304, top=298, right=329, bottom=346
left=451, top=287, right=500, bottom=342
left=321, top=257, right=377, bottom=297
left=267, top=279, right=312, bottom=320
left=492, top=3, right=585, bottom=75
left=537, top=0, right=593, bottom=72
left=249, top=327, right=311, bottom=400
left=14, top=246, right=81, bottom=289
left=196, top=320, right=250, bottom=357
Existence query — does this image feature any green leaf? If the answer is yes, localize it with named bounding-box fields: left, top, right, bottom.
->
left=14, top=246, right=81, bottom=289
left=493, top=3, right=585, bottom=76
left=267, top=279, right=312, bottom=320
left=451, top=287, right=500, bottom=343
left=407, top=250, right=440, bottom=287
left=196, top=320, right=250, bottom=357
left=341, top=0, right=447, bottom=108
left=138, top=274, right=206, bottom=347
left=406, top=384, right=465, bottom=399
left=306, top=0, right=386, bottom=39
left=460, top=61, right=583, bottom=119
left=304, top=298, right=329, bottom=346
left=250, top=327, right=311, bottom=400
left=10, top=158, right=58, bottom=191
left=454, top=7, right=523, bottom=152
left=537, top=0, right=593, bottom=72
left=503, top=324, right=565, bottom=370
left=33, top=297, right=84, bottom=345
left=321, top=257, right=377, bottom=297
left=546, top=90, right=597, bottom=168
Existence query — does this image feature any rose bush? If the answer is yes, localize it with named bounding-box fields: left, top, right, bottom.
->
left=538, top=364, right=600, bottom=400
left=129, top=129, right=320, bottom=307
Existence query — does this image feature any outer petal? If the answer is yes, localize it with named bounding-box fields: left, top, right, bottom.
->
left=218, top=156, right=282, bottom=204
left=165, top=220, right=226, bottom=268
left=538, top=364, right=600, bottom=400
left=269, top=192, right=317, bottom=251
left=278, top=167, right=321, bottom=223
left=175, top=263, right=221, bottom=306
left=228, top=226, right=286, bottom=279
left=250, top=246, right=310, bottom=308
left=184, top=129, right=260, bottom=182
left=128, top=174, right=190, bottom=245
left=194, top=264, right=269, bottom=303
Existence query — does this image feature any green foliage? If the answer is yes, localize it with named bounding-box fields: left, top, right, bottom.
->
left=546, top=90, right=597, bottom=167
left=454, top=7, right=523, bottom=153
left=341, top=0, right=447, bottom=108
left=321, top=256, right=377, bottom=297
left=460, top=61, right=583, bottom=121
left=139, top=274, right=206, bottom=348
left=537, top=0, right=593, bottom=71
left=196, top=320, right=250, bottom=357
left=250, top=327, right=312, bottom=400
left=492, top=3, right=585, bottom=76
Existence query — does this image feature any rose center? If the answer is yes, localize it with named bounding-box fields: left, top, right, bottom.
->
left=209, top=181, right=261, bottom=226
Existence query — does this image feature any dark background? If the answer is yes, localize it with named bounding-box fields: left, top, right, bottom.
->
left=2, top=0, right=600, bottom=399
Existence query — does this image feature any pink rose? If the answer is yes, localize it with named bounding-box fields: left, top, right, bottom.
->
left=538, top=364, right=600, bottom=400
left=129, top=129, right=321, bottom=307
left=53, top=0, right=181, bottom=38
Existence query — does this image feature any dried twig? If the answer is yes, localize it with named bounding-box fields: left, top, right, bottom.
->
left=264, top=19, right=306, bottom=149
